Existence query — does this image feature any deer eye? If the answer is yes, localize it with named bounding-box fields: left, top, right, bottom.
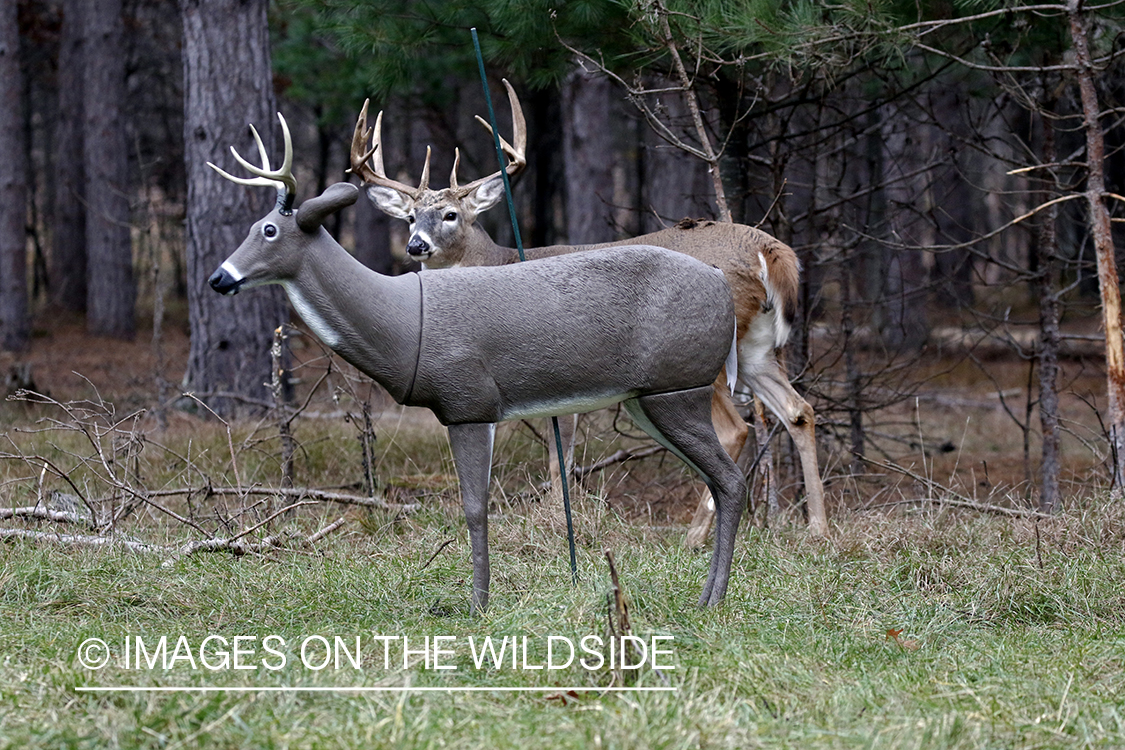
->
left=262, top=223, right=278, bottom=240
left=443, top=211, right=457, bottom=222
left=407, top=215, right=415, bottom=224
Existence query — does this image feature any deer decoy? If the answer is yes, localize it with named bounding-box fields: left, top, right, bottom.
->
left=208, top=113, right=748, bottom=613
left=350, top=83, right=827, bottom=543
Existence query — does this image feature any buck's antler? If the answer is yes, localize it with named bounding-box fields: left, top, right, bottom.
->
left=450, top=79, right=527, bottom=197
left=349, top=100, right=430, bottom=199
left=208, top=113, right=297, bottom=212
left=350, top=80, right=526, bottom=199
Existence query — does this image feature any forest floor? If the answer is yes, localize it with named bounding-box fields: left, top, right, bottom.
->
left=0, top=309, right=1121, bottom=748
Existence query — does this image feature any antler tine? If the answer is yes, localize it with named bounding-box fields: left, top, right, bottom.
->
left=500, top=78, right=527, bottom=168
left=452, top=78, right=528, bottom=198
left=449, top=147, right=462, bottom=192
left=348, top=102, right=422, bottom=198
left=348, top=99, right=379, bottom=184
left=227, top=113, right=297, bottom=197
left=418, top=146, right=431, bottom=192
left=207, top=113, right=298, bottom=210
left=473, top=117, right=522, bottom=166
left=371, top=110, right=386, bottom=176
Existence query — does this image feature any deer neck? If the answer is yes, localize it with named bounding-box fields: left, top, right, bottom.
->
left=460, top=224, right=603, bottom=266
left=282, top=233, right=422, bottom=403
left=448, top=223, right=520, bottom=267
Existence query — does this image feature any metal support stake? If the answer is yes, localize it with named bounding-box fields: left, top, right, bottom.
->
left=471, top=28, right=578, bottom=583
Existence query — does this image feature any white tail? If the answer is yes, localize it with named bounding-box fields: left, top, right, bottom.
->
left=209, top=114, right=749, bottom=613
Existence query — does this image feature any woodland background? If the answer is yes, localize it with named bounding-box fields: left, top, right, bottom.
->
left=5, top=0, right=1125, bottom=514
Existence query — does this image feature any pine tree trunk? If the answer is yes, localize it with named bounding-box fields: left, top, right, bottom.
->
left=878, top=99, right=929, bottom=351
left=0, top=0, right=29, bottom=351
left=0, top=0, right=27, bottom=353
left=639, top=79, right=712, bottom=231
left=1068, top=0, right=1125, bottom=496
left=353, top=191, right=393, bottom=274
left=562, top=63, right=616, bottom=244
left=83, top=0, right=135, bottom=338
left=181, top=0, right=288, bottom=417
left=1036, top=91, right=1062, bottom=514
left=51, top=0, right=87, bottom=313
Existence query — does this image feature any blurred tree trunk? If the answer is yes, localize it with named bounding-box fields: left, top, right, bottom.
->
left=861, top=107, right=889, bottom=324
left=0, top=0, right=29, bottom=351
left=930, top=86, right=975, bottom=309
left=51, top=0, right=86, bottom=313
left=353, top=191, right=392, bottom=274
left=639, top=81, right=712, bottom=231
left=562, top=63, right=615, bottom=244
left=83, top=0, right=135, bottom=338
left=1035, top=91, right=1061, bottom=514
left=529, top=87, right=563, bottom=247
left=1068, top=0, right=1125, bottom=495
left=181, top=0, right=288, bottom=417
left=877, top=99, right=929, bottom=350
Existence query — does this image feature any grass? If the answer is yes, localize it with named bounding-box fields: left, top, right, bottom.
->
left=2, top=494, right=1125, bottom=749
left=0, top=352, right=1122, bottom=748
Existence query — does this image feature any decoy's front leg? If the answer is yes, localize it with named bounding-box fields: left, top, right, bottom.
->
left=447, top=423, right=496, bottom=615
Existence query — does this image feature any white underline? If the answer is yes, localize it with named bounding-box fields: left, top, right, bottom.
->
left=75, top=685, right=676, bottom=693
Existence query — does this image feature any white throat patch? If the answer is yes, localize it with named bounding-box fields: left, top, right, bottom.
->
left=280, top=281, right=340, bottom=349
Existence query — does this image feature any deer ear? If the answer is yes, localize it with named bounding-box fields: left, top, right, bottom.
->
left=296, top=183, right=359, bottom=232
left=365, top=185, right=414, bottom=220
left=463, top=175, right=506, bottom=217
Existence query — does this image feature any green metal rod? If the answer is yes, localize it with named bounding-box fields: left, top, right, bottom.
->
left=470, top=28, right=525, bottom=263
left=470, top=27, right=577, bottom=583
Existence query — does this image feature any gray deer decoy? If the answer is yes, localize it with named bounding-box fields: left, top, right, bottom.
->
left=350, top=83, right=826, bottom=545
left=207, top=114, right=748, bottom=613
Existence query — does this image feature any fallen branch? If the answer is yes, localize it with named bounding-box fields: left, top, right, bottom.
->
left=859, top=456, right=975, bottom=503
left=0, top=505, right=96, bottom=528
left=160, top=500, right=316, bottom=565
left=860, top=457, right=1047, bottom=518
left=136, top=485, right=419, bottom=512
left=160, top=509, right=351, bottom=567
left=862, top=497, right=1050, bottom=519
left=575, top=445, right=667, bottom=479
left=3, top=514, right=351, bottom=562
left=418, top=538, right=455, bottom=571
left=305, top=516, right=348, bottom=546
left=0, top=528, right=166, bottom=553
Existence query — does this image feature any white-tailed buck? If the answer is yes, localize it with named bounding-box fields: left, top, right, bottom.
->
left=208, top=114, right=748, bottom=613
left=350, top=83, right=827, bottom=541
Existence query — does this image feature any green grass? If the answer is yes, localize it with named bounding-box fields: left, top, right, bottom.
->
left=3, top=497, right=1125, bottom=749
left=1, top=388, right=1123, bottom=748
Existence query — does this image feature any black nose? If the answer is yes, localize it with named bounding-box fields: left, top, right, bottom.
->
left=208, top=268, right=241, bottom=295
left=406, top=237, right=430, bottom=257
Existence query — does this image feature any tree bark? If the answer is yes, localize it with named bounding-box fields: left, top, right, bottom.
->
left=877, top=99, right=929, bottom=351
left=1036, top=90, right=1062, bottom=513
left=353, top=188, right=393, bottom=274
left=51, top=0, right=87, bottom=313
left=639, top=82, right=712, bottom=232
left=652, top=1, right=729, bottom=222
left=562, top=63, right=616, bottom=244
left=181, top=0, right=289, bottom=417
left=83, top=0, right=135, bottom=338
left=1068, top=0, right=1125, bottom=495
left=0, top=0, right=28, bottom=351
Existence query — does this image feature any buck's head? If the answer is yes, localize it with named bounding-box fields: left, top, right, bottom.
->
left=207, top=113, right=358, bottom=295
left=349, top=80, right=526, bottom=266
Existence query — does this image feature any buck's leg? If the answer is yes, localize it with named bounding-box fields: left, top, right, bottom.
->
left=743, top=359, right=826, bottom=537
left=447, top=423, right=496, bottom=614
left=685, top=379, right=748, bottom=549
left=624, top=387, right=746, bottom=607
